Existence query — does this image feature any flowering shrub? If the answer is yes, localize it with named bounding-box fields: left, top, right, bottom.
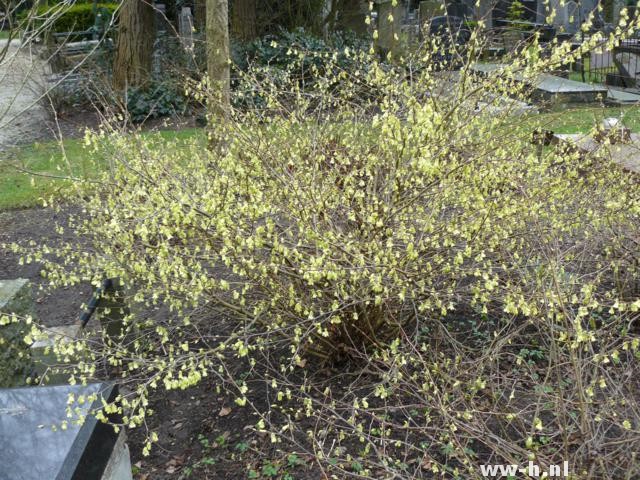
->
left=14, top=10, right=640, bottom=478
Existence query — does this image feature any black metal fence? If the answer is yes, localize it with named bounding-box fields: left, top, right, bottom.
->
left=586, top=39, right=640, bottom=87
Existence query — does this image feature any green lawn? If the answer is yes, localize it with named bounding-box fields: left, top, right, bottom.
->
left=524, top=105, right=640, bottom=134
left=0, top=138, right=88, bottom=210
left=0, top=128, right=203, bottom=210
left=0, top=31, right=18, bottom=40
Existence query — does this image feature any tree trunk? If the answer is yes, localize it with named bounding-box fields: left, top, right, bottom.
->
left=113, top=0, right=155, bottom=91
left=231, top=0, right=257, bottom=42
left=206, top=0, right=230, bottom=116
left=194, top=0, right=206, bottom=33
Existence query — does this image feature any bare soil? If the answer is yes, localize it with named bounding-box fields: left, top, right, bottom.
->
left=0, top=207, right=91, bottom=327
left=127, top=380, right=322, bottom=480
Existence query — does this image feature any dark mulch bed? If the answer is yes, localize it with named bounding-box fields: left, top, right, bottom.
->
left=127, top=381, right=323, bottom=480
left=0, top=207, right=91, bottom=327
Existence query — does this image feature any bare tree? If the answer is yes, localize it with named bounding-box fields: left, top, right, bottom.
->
left=231, top=0, right=257, bottom=42
left=206, top=0, right=230, bottom=115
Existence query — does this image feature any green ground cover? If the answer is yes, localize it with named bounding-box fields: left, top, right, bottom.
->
left=528, top=105, right=640, bottom=134
left=0, top=128, right=203, bottom=210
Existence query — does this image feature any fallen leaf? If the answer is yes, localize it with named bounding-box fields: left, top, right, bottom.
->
left=219, top=406, right=232, bottom=417
left=165, top=455, right=186, bottom=469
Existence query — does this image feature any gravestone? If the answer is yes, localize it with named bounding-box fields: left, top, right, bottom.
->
left=536, top=0, right=547, bottom=23
left=178, top=6, right=194, bottom=51
left=334, top=0, right=369, bottom=34
left=475, top=0, right=493, bottom=28
left=554, top=1, right=567, bottom=30
left=554, top=131, right=640, bottom=173
left=0, top=279, right=35, bottom=387
left=154, top=3, right=168, bottom=33
left=419, top=0, right=444, bottom=26
left=612, top=0, right=626, bottom=25
left=552, top=0, right=579, bottom=33
left=31, top=324, right=82, bottom=384
left=375, top=0, right=405, bottom=57
left=0, top=383, right=133, bottom=480
left=563, top=0, right=579, bottom=33
left=471, top=63, right=608, bottom=104
left=0, top=279, right=34, bottom=319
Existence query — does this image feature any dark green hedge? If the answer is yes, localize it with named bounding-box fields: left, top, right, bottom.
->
left=30, top=2, right=118, bottom=34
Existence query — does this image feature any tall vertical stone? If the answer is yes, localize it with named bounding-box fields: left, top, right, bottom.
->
left=376, top=0, right=404, bottom=58
left=613, top=0, right=627, bottom=25
left=179, top=6, right=195, bottom=50
left=475, top=0, right=494, bottom=28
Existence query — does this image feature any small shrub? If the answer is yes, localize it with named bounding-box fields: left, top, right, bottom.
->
left=233, top=28, right=368, bottom=81
left=507, top=0, right=525, bottom=22
left=126, top=81, right=189, bottom=123
left=18, top=14, right=640, bottom=480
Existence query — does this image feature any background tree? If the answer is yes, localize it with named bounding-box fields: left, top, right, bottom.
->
left=206, top=0, right=230, bottom=114
left=194, top=0, right=206, bottom=33
left=113, top=0, right=155, bottom=90
left=231, top=0, right=257, bottom=42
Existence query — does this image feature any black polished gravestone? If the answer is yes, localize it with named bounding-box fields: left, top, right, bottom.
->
left=0, top=383, right=126, bottom=480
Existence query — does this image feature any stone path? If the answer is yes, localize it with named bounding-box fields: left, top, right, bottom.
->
left=0, top=39, right=50, bottom=151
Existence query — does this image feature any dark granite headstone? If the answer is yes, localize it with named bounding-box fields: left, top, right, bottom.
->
left=0, top=383, right=120, bottom=480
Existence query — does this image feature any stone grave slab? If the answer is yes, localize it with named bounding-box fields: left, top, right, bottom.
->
left=471, top=63, right=608, bottom=104
left=605, top=87, right=640, bottom=105
left=554, top=133, right=640, bottom=173
left=0, top=383, right=133, bottom=480
left=532, top=74, right=607, bottom=103
left=0, top=279, right=34, bottom=316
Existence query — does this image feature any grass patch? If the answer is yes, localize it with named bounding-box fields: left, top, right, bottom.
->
left=0, top=138, right=89, bottom=210
left=525, top=105, right=640, bottom=134
left=0, top=30, right=19, bottom=40
left=0, top=128, right=204, bottom=210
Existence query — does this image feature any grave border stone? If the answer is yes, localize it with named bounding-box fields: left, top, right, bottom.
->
left=0, top=382, right=132, bottom=480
